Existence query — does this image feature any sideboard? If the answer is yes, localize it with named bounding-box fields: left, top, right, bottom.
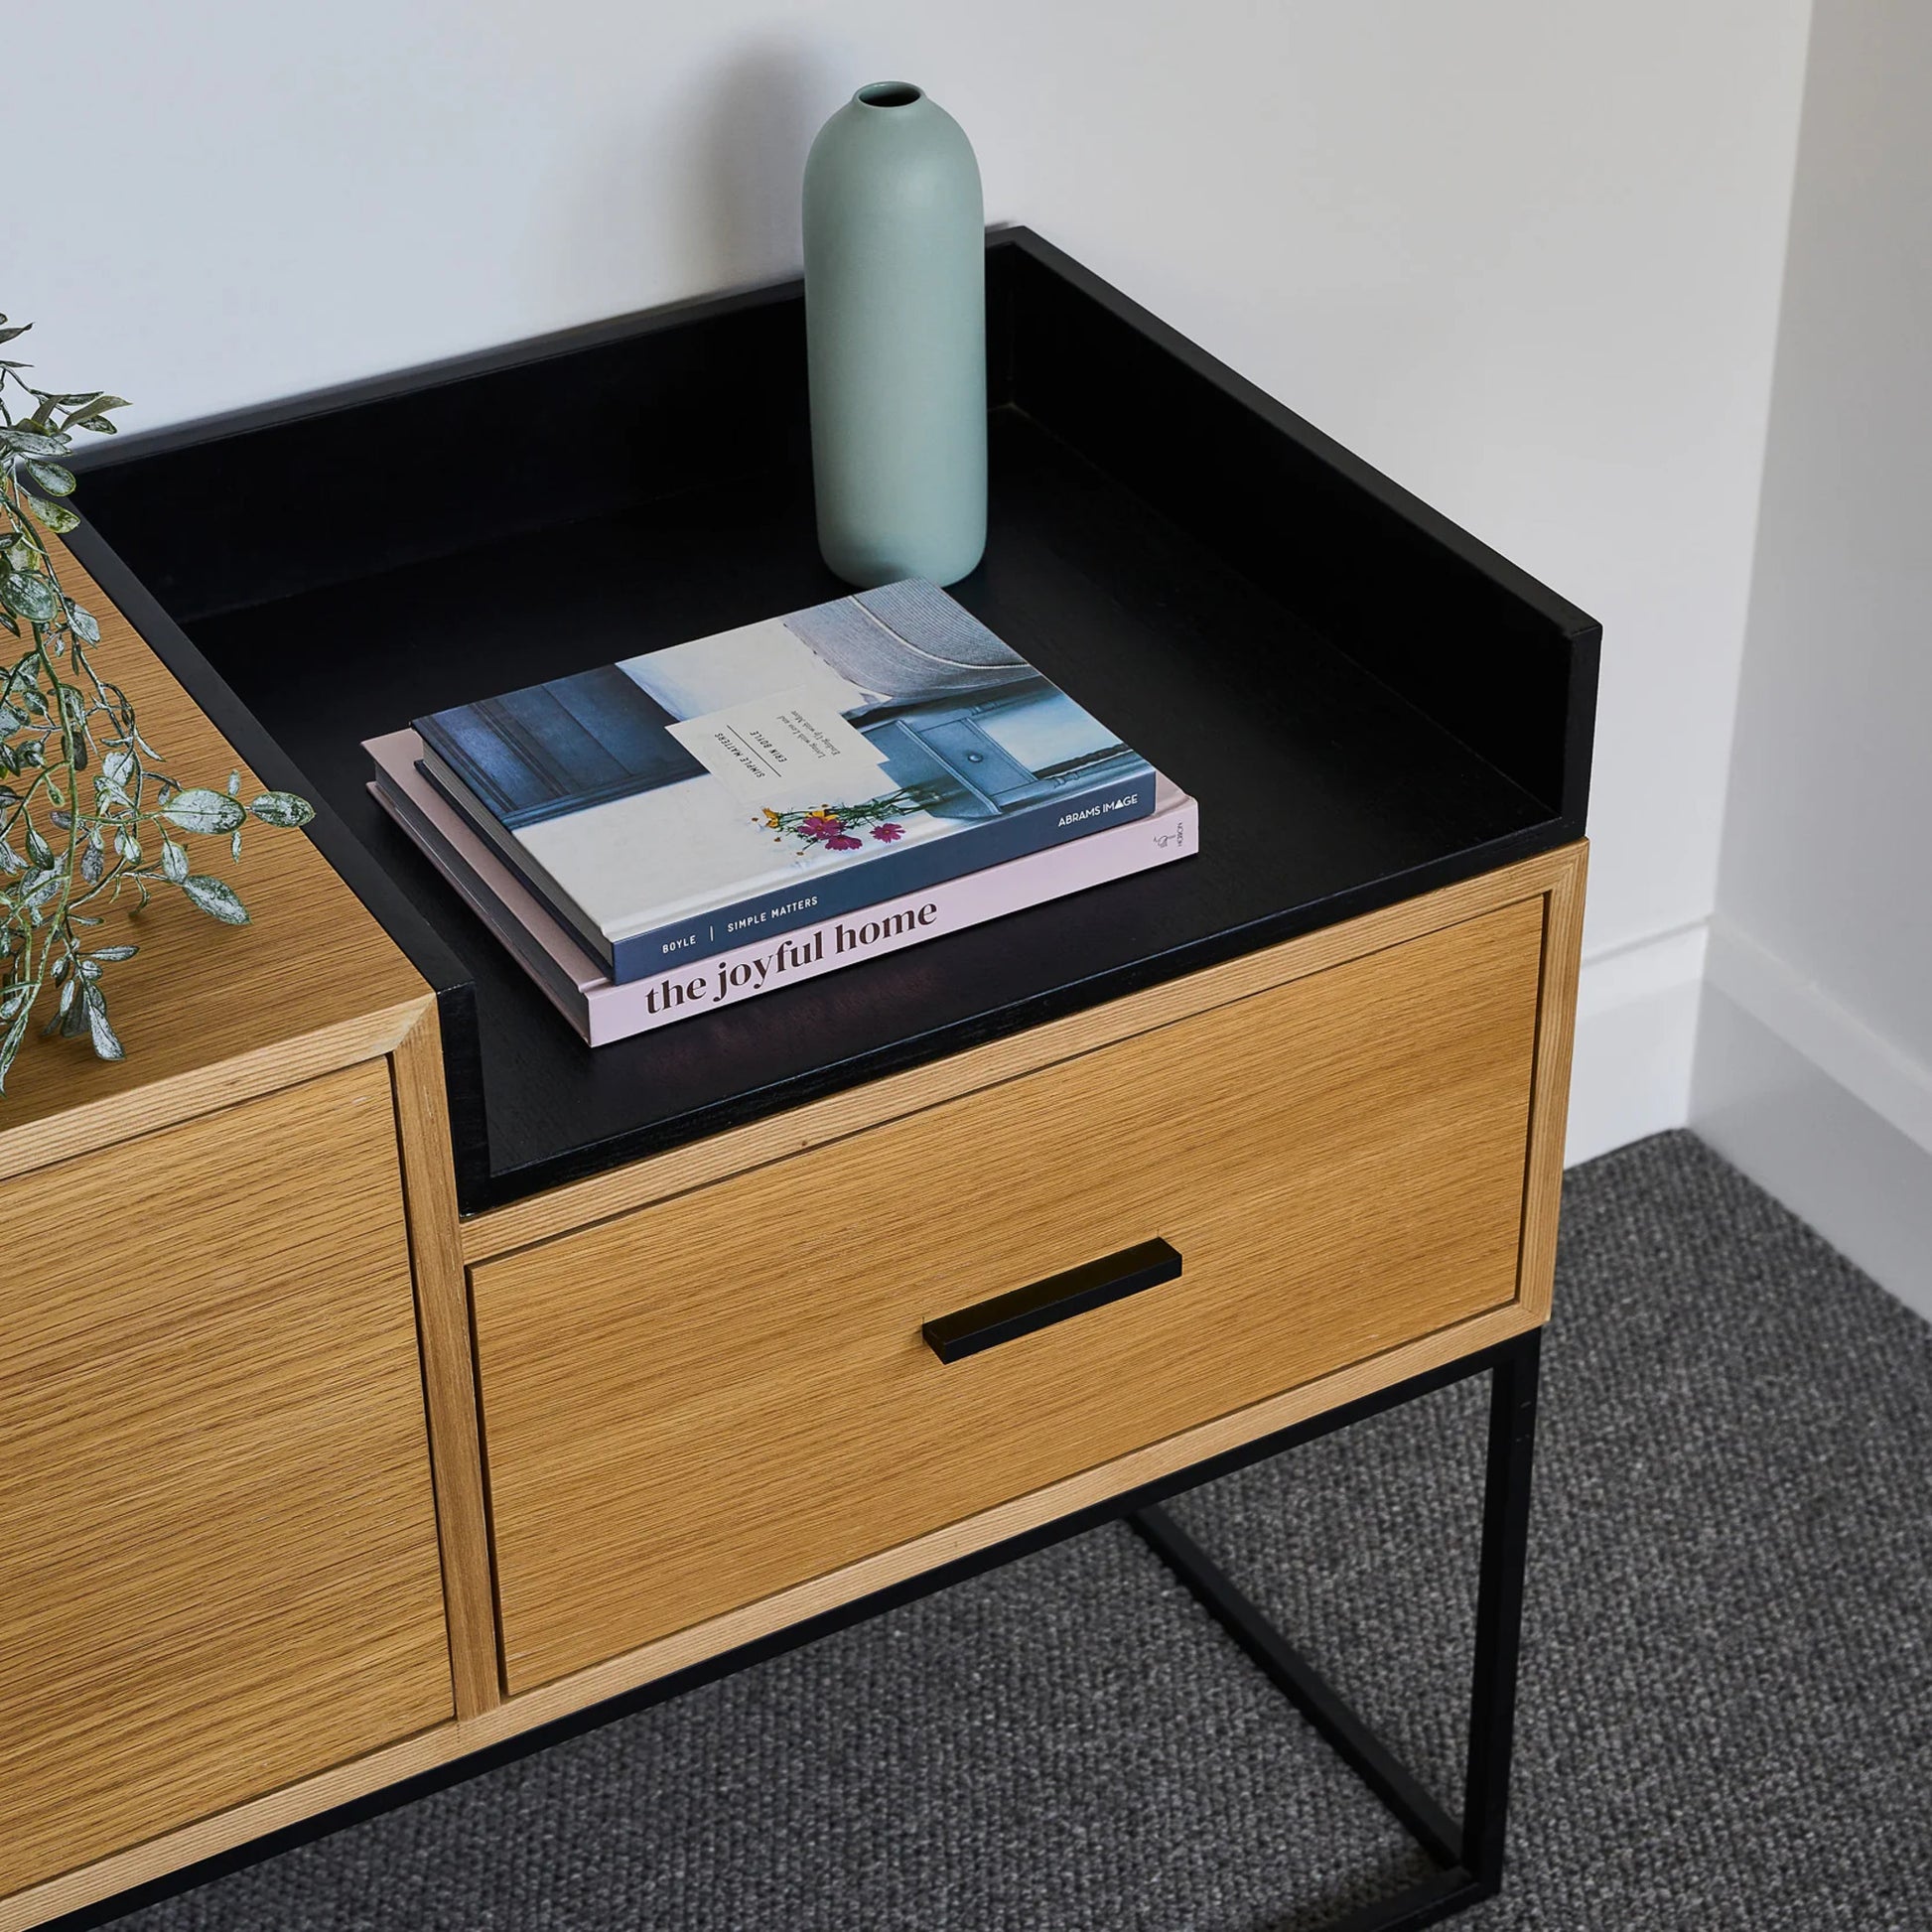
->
left=2, top=230, right=1597, bottom=1932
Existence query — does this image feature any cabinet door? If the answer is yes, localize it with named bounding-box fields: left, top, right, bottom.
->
left=0, top=1062, right=452, bottom=1897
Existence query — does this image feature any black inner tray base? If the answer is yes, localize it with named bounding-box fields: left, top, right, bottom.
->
left=69, top=230, right=1596, bottom=1213
left=180, top=412, right=1550, bottom=1202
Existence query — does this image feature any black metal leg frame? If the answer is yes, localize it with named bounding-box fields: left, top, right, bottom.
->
left=51, top=1326, right=1542, bottom=1932
left=1132, top=1324, right=1543, bottom=1932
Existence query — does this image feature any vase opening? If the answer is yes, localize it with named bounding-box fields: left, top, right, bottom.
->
left=856, top=81, right=922, bottom=108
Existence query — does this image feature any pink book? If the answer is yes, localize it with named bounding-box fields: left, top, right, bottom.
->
left=366, top=728, right=1197, bottom=1046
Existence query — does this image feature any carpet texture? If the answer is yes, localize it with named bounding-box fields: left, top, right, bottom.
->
left=115, top=1131, right=1932, bottom=1931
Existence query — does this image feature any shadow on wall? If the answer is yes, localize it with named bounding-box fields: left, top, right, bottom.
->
left=545, top=39, right=843, bottom=303
left=690, top=42, right=844, bottom=284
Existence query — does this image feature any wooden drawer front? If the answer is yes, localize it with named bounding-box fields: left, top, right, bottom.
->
left=475, top=897, right=1546, bottom=1693
left=0, top=1064, right=453, bottom=1898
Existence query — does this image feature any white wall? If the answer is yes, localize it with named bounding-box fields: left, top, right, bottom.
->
left=11, top=0, right=1814, bottom=1157
left=1694, top=0, right=1932, bottom=1320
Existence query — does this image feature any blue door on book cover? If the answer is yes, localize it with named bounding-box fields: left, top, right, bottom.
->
left=422, top=582, right=1137, bottom=829
left=426, top=664, right=705, bottom=830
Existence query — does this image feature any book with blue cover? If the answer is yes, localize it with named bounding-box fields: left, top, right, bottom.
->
left=410, top=580, right=1156, bottom=983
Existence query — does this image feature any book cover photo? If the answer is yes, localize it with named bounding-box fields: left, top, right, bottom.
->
left=367, top=728, right=1197, bottom=1046
left=411, top=580, right=1155, bottom=981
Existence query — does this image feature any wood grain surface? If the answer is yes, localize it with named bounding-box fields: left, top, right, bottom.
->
left=0, top=1063, right=454, bottom=1898
left=387, top=1004, right=500, bottom=1716
left=463, top=844, right=1586, bottom=1263
left=0, top=540, right=428, bottom=1183
left=475, top=897, right=1545, bottom=1692
left=1515, top=843, right=1587, bottom=1319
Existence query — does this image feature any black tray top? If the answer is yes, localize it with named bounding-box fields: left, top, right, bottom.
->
left=69, top=229, right=1598, bottom=1213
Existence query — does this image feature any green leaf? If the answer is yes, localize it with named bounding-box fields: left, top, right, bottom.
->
left=159, top=835, right=188, bottom=883
left=0, top=570, right=58, bottom=622
left=70, top=416, right=119, bottom=436
left=26, top=461, right=75, bottom=496
left=0, top=324, right=28, bottom=345
left=24, top=821, right=52, bottom=868
left=180, top=873, right=249, bottom=925
left=102, top=747, right=135, bottom=786
left=62, top=393, right=129, bottom=421
left=67, top=604, right=99, bottom=644
left=246, top=789, right=315, bottom=828
left=23, top=492, right=78, bottom=535
left=0, top=427, right=69, bottom=457
left=87, top=944, right=137, bottom=962
left=160, top=786, right=245, bottom=834
left=0, top=994, right=33, bottom=1091
left=84, top=986, right=124, bottom=1060
left=6, top=537, right=37, bottom=575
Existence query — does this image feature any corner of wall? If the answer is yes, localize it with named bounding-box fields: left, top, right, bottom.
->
left=1691, top=923, right=1932, bottom=1324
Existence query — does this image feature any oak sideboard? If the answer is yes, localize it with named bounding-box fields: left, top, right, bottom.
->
left=4, top=231, right=1597, bottom=1932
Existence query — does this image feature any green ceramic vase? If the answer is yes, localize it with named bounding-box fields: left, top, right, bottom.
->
left=802, top=81, right=986, bottom=588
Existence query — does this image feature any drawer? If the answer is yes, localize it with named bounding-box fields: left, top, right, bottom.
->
left=473, top=895, right=1546, bottom=1693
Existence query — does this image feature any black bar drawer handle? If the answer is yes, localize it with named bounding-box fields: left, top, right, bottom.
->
left=922, top=1238, right=1183, bottom=1364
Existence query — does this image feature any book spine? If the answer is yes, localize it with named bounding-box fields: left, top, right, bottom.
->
left=594, top=785, right=1190, bottom=1042
left=369, top=776, right=1196, bottom=1047
left=368, top=779, right=592, bottom=1030
left=608, top=759, right=1159, bottom=982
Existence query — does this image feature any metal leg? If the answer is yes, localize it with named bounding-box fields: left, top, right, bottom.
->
left=1459, top=1324, right=1542, bottom=1892
left=1127, top=1326, right=1544, bottom=1932
left=1130, top=1501, right=1465, bottom=1867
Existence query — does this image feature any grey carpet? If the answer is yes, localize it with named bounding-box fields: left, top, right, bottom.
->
left=118, top=1131, right=1932, bottom=1931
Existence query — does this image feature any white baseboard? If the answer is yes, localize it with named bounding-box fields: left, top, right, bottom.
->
left=1693, top=924, right=1932, bottom=1323
left=1565, top=922, right=1706, bottom=1166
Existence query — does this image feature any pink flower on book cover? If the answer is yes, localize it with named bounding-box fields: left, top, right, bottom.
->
left=760, top=788, right=933, bottom=858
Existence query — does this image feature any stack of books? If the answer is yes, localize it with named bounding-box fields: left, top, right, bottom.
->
left=366, top=579, right=1196, bottom=1044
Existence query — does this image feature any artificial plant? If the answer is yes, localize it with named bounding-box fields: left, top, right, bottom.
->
left=0, top=310, right=313, bottom=1090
